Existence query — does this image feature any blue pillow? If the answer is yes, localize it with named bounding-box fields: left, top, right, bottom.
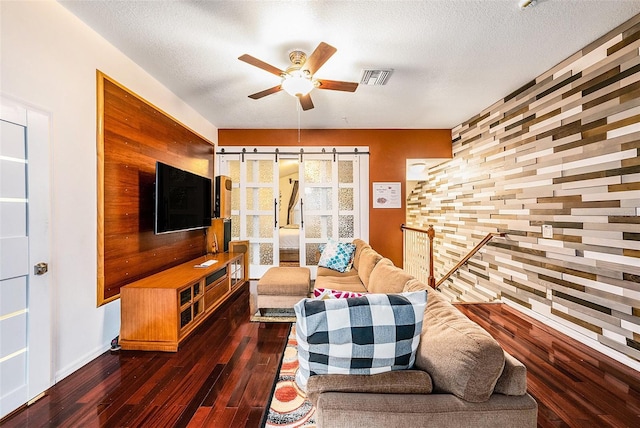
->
left=318, top=240, right=356, bottom=273
left=294, top=291, right=427, bottom=391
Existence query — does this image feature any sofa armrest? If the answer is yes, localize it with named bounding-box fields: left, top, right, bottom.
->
left=306, top=370, right=432, bottom=406
left=494, top=351, right=528, bottom=396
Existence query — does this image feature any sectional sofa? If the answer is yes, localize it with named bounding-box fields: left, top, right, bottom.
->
left=303, top=238, right=538, bottom=427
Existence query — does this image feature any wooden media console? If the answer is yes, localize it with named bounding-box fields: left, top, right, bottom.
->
left=119, top=252, right=246, bottom=352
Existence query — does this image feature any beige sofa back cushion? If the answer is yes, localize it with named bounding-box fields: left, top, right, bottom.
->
left=357, top=247, right=383, bottom=289
left=403, top=278, right=431, bottom=293
left=352, top=238, right=371, bottom=271
left=368, top=260, right=414, bottom=294
left=414, top=289, right=505, bottom=402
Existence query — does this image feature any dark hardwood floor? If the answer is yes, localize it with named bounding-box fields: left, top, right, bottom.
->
left=457, top=303, right=640, bottom=428
left=3, top=286, right=639, bottom=427
left=2, top=285, right=290, bottom=428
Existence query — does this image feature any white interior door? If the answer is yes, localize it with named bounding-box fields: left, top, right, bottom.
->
left=243, top=155, right=279, bottom=278
left=219, top=153, right=280, bottom=278
left=0, top=99, right=52, bottom=418
left=218, top=148, right=368, bottom=279
left=299, top=154, right=361, bottom=277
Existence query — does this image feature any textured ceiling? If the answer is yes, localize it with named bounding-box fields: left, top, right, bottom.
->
left=59, top=0, right=640, bottom=130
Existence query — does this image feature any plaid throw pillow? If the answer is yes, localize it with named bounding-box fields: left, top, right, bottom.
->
left=294, top=291, right=427, bottom=390
left=318, top=240, right=356, bottom=273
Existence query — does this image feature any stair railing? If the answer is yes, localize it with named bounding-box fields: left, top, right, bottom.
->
left=435, top=231, right=505, bottom=289
left=401, top=224, right=505, bottom=290
left=400, top=224, right=436, bottom=288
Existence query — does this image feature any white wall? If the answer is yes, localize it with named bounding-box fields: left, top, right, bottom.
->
left=1, top=0, right=218, bottom=381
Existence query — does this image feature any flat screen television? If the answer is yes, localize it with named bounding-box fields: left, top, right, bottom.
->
left=155, top=161, right=212, bottom=234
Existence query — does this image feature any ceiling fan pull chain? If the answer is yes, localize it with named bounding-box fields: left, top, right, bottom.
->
left=297, top=98, right=301, bottom=143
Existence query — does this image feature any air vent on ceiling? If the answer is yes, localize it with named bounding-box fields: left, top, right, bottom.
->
left=359, top=68, right=394, bottom=86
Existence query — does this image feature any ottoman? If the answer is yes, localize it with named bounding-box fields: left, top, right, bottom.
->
left=253, top=267, right=311, bottom=315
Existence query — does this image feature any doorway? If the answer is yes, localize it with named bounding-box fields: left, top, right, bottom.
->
left=0, top=98, right=52, bottom=419
left=218, top=146, right=368, bottom=279
left=278, top=158, right=300, bottom=266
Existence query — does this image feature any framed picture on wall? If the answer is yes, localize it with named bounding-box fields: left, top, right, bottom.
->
left=373, top=182, right=401, bottom=208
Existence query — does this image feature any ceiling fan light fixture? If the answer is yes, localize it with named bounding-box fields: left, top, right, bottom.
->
left=240, top=42, right=357, bottom=109
left=281, top=71, right=314, bottom=97
left=518, top=0, right=536, bottom=9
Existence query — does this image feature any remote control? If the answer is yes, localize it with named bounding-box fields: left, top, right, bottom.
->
left=195, top=259, right=217, bottom=268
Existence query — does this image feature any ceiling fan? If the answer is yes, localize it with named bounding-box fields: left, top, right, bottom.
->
left=238, top=42, right=358, bottom=111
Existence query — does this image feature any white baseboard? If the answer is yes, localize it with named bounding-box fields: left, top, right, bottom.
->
left=502, top=300, right=640, bottom=373
left=54, top=343, right=111, bottom=382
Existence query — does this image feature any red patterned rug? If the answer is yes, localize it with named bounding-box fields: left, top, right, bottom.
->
left=263, top=325, right=317, bottom=427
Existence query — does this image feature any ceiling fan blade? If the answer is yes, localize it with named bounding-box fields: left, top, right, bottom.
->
left=302, top=42, right=337, bottom=75
left=248, top=85, right=282, bottom=99
left=298, top=94, right=314, bottom=111
left=238, top=54, right=284, bottom=77
left=317, top=79, right=359, bottom=92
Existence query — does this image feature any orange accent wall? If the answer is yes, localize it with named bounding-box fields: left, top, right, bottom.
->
left=218, top=129, right=452, bottom=266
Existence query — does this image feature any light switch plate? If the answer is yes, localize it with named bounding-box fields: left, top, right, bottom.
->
left=542, top=224, right=553, bottom=239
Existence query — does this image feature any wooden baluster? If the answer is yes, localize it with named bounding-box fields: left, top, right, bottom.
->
left=427, top=225, right=436, bottom=288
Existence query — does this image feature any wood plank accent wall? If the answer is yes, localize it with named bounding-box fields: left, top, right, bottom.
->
left=97, top=72, right=215, bottom=305
left=408, top=15, right=640, bottom=363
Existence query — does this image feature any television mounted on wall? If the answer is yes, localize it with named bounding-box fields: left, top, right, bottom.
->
left=154, top=161, right=212, bottom=234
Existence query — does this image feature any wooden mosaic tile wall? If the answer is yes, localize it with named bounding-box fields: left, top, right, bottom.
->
left=407, top=14, right=640, bottom=363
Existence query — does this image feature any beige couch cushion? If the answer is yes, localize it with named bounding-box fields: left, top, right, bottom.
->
left=314, top=275, right=368, bottom=293
left=414, top=289, right=505, bottom=402
left=257, top=266, right=311, bottom=295
left=368, top=259, right=414, bottom=294
left=306, top=370, right=432, bottom=406
left=256, top=267, right=312, bottom=311
left=314, top=392, right=538, bottom=428
left=352, top=238, right=371, bottom=271
left=357, top=247, right=383, bottom=290
left=316, top=266, right=359, bottom=278
left=494, top=351, right=528, bottom=396
left=403, top=278, right=431, bottom=293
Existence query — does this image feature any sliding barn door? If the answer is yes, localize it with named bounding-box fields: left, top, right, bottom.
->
left=299, top=154, right=360, bottom=277
left=219, top=148, right=367, bottom=279
left=219, top=154, right=280, bottom=278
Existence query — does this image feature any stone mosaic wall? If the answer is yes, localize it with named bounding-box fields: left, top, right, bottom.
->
left=408, top=14, right=640, bottom=363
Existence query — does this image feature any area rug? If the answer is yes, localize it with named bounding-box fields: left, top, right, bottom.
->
left=251, top=308, right=297, bottom=323
left=263, top=325, right=317, bottom=427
